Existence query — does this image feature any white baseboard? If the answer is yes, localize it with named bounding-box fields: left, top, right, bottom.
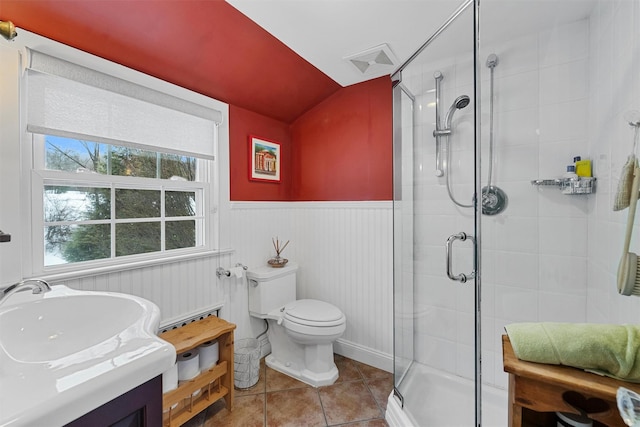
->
left=258, top=336, right=392, bottom=372
left=333, top=339, right=393, bottom=373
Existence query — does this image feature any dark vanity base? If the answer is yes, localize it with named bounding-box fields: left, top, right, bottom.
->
left=65, top=375, right=162, bottom=427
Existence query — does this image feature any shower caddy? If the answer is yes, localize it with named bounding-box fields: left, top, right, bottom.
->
left=531, top=177, right=596, bottom=195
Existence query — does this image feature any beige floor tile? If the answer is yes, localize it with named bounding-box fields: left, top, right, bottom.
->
left=180, top=354, right=389, bottom=427
left=365, top=377, right=393, bottom=410
left=319, top=380, right=381, bottom=425
left=334, top=355, right=362, bottom=383
left=179, top=409, right=207, bottom=427
left=354, top=361, right=392, bottom=381
left=202, top=394, right=265, bottom=427
left=265, top=366, right=311, bottom=392
left=266, top=387, right=326, bottom=427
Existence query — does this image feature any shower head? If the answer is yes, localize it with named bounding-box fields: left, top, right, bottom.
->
left=453, top=95, right=470, bottom=109
left=444, top=95, right=470, bottom=128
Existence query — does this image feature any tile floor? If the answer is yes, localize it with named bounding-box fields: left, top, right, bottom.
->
left=182, top=354, right=392, bottom=427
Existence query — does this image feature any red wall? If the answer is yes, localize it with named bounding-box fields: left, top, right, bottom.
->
left=230, top=77, right=392, bottom=201
left=290, top=77, right=393, bottom=201
left=229, top=105, right=292, bottom=201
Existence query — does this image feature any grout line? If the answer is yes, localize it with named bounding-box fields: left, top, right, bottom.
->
left=317, top=386, right=329, bottom=427
left=363, top=377, right=386, bottom=418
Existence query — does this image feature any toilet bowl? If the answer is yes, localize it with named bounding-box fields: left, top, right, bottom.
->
left=247, top=263, right=346, bottom=387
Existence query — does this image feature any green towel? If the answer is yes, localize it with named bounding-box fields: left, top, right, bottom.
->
left=505, top=322, right=640, bottom=382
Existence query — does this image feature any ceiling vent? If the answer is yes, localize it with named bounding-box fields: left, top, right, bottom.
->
left=344, top=43, right=398, bottom=76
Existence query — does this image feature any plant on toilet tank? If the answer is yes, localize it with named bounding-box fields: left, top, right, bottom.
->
left=268, top=237, right=289, bottom=268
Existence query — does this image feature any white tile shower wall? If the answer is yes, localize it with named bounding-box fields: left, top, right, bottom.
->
left=228, top=202, right=394, bottom=371
left=588, top=0, right=640, bottom=324
left=406, top=17, right=597, bottom=389
left=485, top=18, right=592, bottom=389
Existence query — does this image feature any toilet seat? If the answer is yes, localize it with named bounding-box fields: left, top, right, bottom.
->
left=283, top=299, right=345, bottom=327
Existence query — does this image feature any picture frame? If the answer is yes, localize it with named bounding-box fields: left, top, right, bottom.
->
left=249, top=135, right=281, bottom=182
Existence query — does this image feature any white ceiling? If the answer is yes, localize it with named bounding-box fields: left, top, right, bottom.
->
left=226, top=0, right=597, bottom=87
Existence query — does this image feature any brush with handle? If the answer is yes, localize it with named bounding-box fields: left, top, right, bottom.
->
left=617, top=159, right=640, bottom=295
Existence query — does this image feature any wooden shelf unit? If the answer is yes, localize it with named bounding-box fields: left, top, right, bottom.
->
left=160, top=316, right=236, bottom=427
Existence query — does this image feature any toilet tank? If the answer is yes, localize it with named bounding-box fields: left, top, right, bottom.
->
left=246, top=262, right=298, bottom=317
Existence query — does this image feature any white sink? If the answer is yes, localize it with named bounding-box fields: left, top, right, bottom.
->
left=0, top=285, right=175, bottom=427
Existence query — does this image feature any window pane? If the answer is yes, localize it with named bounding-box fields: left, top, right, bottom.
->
left=45, top=224, right=110, bottom=266
left=45, top=136, right=105, bottom=173
left=44, top=186, right=110, bottom=222
left=165, top=191, right=196, bottom=217
left=109, top=146, right=158, bottom=178
left=166, top=220, right=195, bottom=250
left=116, top=222, right=160, bottom=256
left=115, top=189, right=160, bottom=219
left=161, top=154, right=196, bottom=181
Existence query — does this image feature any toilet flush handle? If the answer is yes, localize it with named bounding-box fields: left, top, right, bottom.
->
left=277, top=307, right=285, bottom=325
left=249, top=279, right=259, bottom=287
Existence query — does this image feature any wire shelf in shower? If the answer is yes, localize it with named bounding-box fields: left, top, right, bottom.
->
left=531, top=177, right=596, bottom=195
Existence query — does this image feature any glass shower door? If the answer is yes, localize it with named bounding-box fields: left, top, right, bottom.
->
left=391, top=1, right=481, bottom=425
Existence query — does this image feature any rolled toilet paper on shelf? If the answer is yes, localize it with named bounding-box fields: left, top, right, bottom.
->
left=162, top=362, right=178, bottom=393
left=177, top=350, right=200, bottom=381
left=199, top=339, right=219, bottom=371
left=229, top=266, right=244, bottom=279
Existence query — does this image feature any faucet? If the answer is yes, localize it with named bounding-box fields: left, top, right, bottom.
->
left=0, top=279, right=51, bottom=305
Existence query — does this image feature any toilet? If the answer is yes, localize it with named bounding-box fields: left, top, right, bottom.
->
left=246, top=262, right=346, bottom=387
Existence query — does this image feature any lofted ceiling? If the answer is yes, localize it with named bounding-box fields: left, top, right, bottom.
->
left=1, top=0, right=597, bottom=123
left=0, top=0, right=340, bottom=123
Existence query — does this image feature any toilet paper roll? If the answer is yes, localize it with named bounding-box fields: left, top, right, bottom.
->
left=177, top=350, right=200, bottom=381
left=229, top=266, right=244, bottom=279
left=199, top=340, right=219, bottom=371
left=162, top=362, right=178, bottom=393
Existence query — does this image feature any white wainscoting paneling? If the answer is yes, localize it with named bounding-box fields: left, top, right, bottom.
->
left=229, top=201, right=393, bottom=371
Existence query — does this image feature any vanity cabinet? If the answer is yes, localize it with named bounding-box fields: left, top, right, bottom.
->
left=159, top=316, right=236, bottom=427
left=64, top=376, right=162, bottom=427
left=502, top=335, right=640, bottom=427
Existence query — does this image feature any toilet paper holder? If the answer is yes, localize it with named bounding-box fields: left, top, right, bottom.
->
left=216, top=263, right=248, bottom=278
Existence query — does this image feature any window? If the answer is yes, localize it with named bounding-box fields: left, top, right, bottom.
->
left=37, top=136, right=206, bottom=267
left=22, top=47, right=223, bottom=275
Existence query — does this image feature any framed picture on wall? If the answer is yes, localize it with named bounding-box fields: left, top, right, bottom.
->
left=249, top=135, right=281, bottom=182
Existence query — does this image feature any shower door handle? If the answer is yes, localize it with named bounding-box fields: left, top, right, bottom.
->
left=446, top=232, right=476, bottom=283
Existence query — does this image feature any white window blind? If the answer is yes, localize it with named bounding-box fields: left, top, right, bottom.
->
left=25, top=49, right=221, bottom=159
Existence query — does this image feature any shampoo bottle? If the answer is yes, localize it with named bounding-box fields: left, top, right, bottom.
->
left=563, top=165, right=578, bottom=194
left=574, top=156, right=592, bottom=177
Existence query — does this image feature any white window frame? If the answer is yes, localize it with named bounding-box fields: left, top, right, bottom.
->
left=16, top=31, right=227, bottom=280
left=28, top=134, right=216, bottom=279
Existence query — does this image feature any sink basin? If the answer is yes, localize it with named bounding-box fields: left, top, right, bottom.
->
left=0, top=294, right=146, bottom=362
left=0, top=285, right=175, bottom=427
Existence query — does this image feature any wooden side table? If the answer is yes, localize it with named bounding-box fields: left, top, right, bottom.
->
left=502, top=334, right=640, bottom=427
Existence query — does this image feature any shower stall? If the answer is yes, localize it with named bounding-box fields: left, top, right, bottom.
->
left=388, top=0, right=640, bottom=425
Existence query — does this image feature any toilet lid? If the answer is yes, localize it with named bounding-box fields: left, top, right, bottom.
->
left=283, top=299, right=345, bottom=327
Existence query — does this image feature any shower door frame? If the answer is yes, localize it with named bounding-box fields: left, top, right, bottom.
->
left=390, top=0, right=483, bottom=425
